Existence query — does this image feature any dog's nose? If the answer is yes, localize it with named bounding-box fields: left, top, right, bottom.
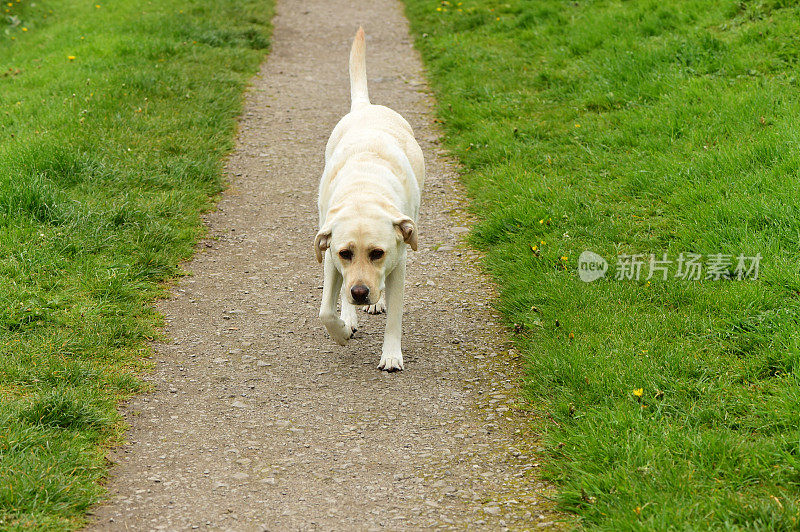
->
left=351, top=285, right=370, bottom=304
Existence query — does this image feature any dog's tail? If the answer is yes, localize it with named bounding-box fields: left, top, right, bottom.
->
left=349, top=27, right=370, bottom=110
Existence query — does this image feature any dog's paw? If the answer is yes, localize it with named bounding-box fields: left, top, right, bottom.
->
left=341, top=305, right=359, bottom=337
left=363, top=297, right=386, bottom=315
left=322, top=317, right=351, bottom=346
left=378, top=352, right=404, bottom=372
left=343, top=316, right=358, bottom=338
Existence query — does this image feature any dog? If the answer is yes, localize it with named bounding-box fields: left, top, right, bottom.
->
left=314, top=27, right=425, bottom=372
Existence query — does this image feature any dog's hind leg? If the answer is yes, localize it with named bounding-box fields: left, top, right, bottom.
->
left=378, top=259, right=406, bottom=371
left=363, top=294, right=386, bottom=315
left=319, top=256, right=351, bottom=346
left=340, top=291, right=359, bottom=336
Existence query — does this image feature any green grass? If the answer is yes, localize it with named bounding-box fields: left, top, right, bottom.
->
left=403, top=0, right=800, bottom=529
left=0, top=0, right=272, bottom=528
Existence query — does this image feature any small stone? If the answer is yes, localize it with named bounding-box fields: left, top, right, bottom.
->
left=484, top=506, right=501, bottom=515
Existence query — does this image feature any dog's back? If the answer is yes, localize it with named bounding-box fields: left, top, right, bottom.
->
left=320, top=28, right=425, bottom=207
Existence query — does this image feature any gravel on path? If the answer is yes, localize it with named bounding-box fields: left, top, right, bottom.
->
left=88, top=0, right=558, bottom=529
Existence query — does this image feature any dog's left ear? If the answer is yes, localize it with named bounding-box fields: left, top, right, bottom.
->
left=394, top=217, right=417, bottom=251
left=314, top=226, right=332, bottom=263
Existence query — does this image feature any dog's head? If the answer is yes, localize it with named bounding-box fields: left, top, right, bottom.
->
left=314, top=205, right=416, bottom=306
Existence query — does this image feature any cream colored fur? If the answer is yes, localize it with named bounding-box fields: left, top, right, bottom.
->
left=314, top=27, right=424, bottom=371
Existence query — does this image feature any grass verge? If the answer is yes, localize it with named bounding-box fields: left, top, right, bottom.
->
left=0, top=0, right=272, bottom=528
left=403, top=0, right=800, bottom=528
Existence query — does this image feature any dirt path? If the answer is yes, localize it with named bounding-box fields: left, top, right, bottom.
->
left=89, top=0, right=556, bottom=529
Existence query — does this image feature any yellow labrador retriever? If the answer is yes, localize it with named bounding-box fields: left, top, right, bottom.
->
left=314, top=28, right=424, bottom=371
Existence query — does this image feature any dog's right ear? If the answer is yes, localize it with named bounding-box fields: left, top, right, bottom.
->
left=314, top=226, right=332, bottom=263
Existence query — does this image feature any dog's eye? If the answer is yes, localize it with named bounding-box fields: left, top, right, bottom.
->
left=339, top=249, right=353, bottom=261
left=369, top=249, right=384, bottom=261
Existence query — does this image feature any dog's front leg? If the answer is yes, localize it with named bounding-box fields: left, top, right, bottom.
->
left=378, top=258, right=406, bottom=371
left=340, top=291, right=359, bottom=336
left=319, top=255, right=352, bottom=346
